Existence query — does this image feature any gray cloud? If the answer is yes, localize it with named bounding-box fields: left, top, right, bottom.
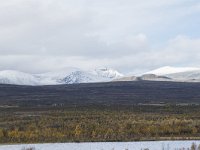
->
left=0, top=0, right=200, bottom=74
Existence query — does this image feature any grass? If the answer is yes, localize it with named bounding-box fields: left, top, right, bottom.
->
left=0, top=105, right=200, bottom=143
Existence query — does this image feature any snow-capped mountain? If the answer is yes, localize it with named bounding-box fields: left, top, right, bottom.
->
left=60, top=68, right=123, bottom=84
left=144, top=66, right=200, bottom=82
left=144, top=66, right=200, bottom=76
left=144, top=66, right=200, bottom=75
left=115, top=66, right=200, bottom=82
left=36, top=67, right=82, bottom=85
left=0, top=68, right=123, bottom=85
left=62, top=71, right=104, bottom=84
left=2, top=66, right=200, bottom=85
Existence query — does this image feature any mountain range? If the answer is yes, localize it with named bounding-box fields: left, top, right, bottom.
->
left=0, top=66, right=200, bottom=85
left=0, top=68, right=123, bottom=85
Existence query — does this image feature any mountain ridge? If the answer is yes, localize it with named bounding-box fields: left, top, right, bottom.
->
left=0, top=68, right=123, bottom=85
left=1, top=66, right=200, bottom=85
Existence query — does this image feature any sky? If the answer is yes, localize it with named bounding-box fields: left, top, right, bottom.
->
left=0, top=0, right=200, bottom=74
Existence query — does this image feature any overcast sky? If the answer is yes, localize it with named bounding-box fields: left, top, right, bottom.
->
left=0, top=0, right=200, bottom=74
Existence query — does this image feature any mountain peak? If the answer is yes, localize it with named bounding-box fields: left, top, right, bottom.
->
left=94, top=67, right=123, bottom=79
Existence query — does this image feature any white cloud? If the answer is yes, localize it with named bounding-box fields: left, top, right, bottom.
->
left=0, top=0, right=199, bottom=73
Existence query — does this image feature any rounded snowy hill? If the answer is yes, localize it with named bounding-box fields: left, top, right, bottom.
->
left=144, top=66, right=200, bottom=82
left=0, top=70, right=40, bottom=85
left=145, top=66, right=200, bottom=76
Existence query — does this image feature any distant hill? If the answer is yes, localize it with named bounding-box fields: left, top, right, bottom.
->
left=115, top=66, right=200, bottom=82
left=115, top=74, right=172, bottom=82
left=0, top=81, right=200, bottom=107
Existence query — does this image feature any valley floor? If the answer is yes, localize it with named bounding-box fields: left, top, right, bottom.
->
left=1, top=82, right=200, bottom=144
left=1, top=105, right=200, bottom=143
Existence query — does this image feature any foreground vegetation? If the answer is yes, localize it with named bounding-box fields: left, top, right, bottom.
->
left=0, top=105, right=200, bottom=143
